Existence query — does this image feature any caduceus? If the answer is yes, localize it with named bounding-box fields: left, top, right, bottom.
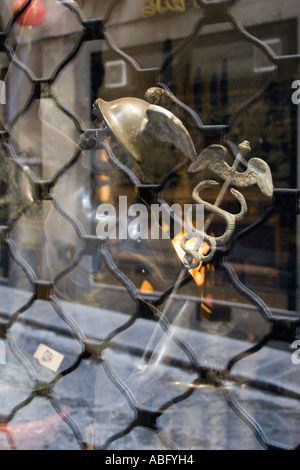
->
left=144, top=87, right=274, bottom=269
left=181, top=139, right=274, bottom=267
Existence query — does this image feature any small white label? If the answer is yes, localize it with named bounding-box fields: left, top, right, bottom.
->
left=33, top=344, right=64, bottom=372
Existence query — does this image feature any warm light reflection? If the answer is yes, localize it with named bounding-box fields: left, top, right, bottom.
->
left=96, top=145, right=111, bottom=203
left=140, top=279, right=154, bottom=294
left=98, top=174, right=111, bottom=203
left=171, top=232, right=210, bottom=286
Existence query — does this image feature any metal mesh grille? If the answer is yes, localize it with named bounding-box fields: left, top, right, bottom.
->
left=0, top=0, right=300, bottom=450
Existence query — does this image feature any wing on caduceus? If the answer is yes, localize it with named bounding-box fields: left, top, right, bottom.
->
left=189, top=144, right=228, bottom=175
left=231, top=157, right=273, bottom=197
left=188, top=143, right=273, bottom=197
